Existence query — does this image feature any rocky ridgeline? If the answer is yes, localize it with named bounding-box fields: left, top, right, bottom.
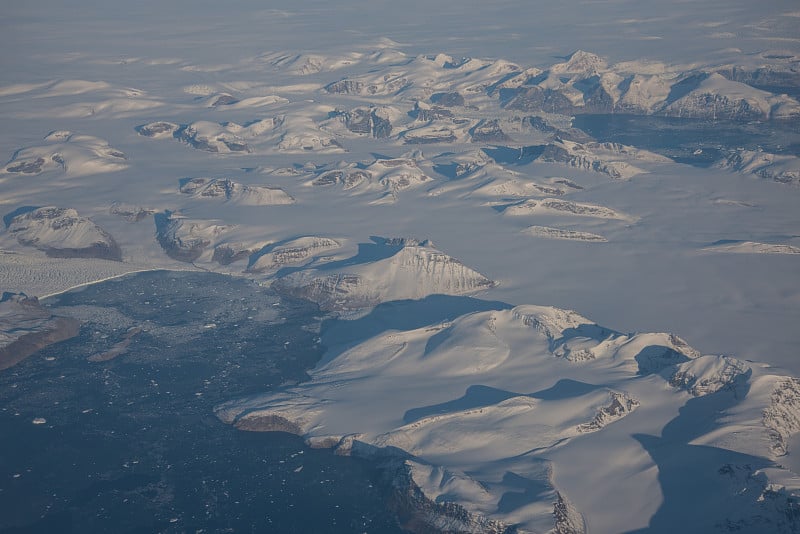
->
left=247, top=236, right=341, bottom=273
left=319, top=49, right=799, bottom=121
left=179, top=177, right=295, bottom=205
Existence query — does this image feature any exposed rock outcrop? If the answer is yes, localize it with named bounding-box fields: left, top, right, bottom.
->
left=0, top=293, right=80, bottom=370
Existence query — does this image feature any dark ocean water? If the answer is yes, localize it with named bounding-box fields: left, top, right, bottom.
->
left=0, top=271, right=406, bottom=533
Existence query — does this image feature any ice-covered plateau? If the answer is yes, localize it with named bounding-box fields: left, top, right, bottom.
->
left=217, top=304, right=800, bottom=533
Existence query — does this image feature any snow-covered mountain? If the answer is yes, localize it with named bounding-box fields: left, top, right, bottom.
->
left=535, top=138, right=670, bottom=180
left=178, top=177, right=295, bottom=205
left=217, top=303, right=800, bottom=533
left=2, top=21, right=800, bottom=533
left=501, top=50, right=800, bottom=120
left=272, top=238, right=494, bottom=310
left=7, top=207, right=122, bottom=260
left=247, top=236, right=341, bottom=273
left=716, top=149, right=800, bottom=185
left=154, top=212, right=232, bottom=262
left=139, top=115, right=344, bottom=154
left=307, top=156, right=434, bottom=203
left=503, top=198, right=632, bottom=220
left=2, top=131, right=127, bottom=177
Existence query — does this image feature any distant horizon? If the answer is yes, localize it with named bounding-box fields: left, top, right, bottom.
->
left=3, top=0, right=799, bottom=75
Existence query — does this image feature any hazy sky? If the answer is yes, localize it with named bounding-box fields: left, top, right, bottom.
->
left=2, top=0, right=799, bottom=78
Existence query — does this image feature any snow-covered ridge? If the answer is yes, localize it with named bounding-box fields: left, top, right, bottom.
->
left=271, top=239, right=494, bottom=310
left=669, top=354, right=751, bottom=396
left=7, top=207, right=121, bottom=261
left=503, top=197, right=632, bottom=220
left=247, top=236, right=341, bottom=273
left=178, top=177, right=295, bottom=206
left=154, top=212, right=232, bottom=263
left=522, top=225, right=607, bottom=242
left=703, top=241, right=800, bottom=255
left=2, top=131, right=127, bottom=177
left=216, top=302, right=800, bottom=532
left=536, top=138, right=670, bottom=180
left=307, top=156, right=434, bottom=202
left=138, top=116, right=344, bottom=154
left=716, top=149, right=800, bottom=186
left=501, top=50, right=800, bottom=120
left=661, top=73, right=800, bottom=120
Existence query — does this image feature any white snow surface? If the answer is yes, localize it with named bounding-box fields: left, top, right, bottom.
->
left=271, top=241, right=494, bottom=310
left=217, top=305, right=800, bottom=532
left=2, top=2, right=800, bottom=532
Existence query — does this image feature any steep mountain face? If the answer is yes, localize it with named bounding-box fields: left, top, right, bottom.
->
left=763, top=378, right=800, bottom=457
left=154, top=213, right=231, bottom=262
left=138, top=116, right=344, bottom=154
left=271, top=240, right=494, bottom=310
left=501, top=50, right=800, bottom=120
left=668, top=354, right=751, bottom=396
left=135, top=121, right=179, bottom=138
left=310, top=167, right=373, bottom=190
left=535, top=138, right=670, bottom=179
left=715, top=60, right=800, bottom=90
left=212, top=242, right=258, bottom=265
left=7, top=207, right=121, bottom=260
left=329, top=106, right=394, bottom=138
left=660, top=73, right=800, bottom=120
left=716, top=149, right=800, bottom=185
left=325, top=74, right=412, bottom=96
left=175, top=120, right=254, bottom=153
left=247, top=236, right=341, bottom=273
